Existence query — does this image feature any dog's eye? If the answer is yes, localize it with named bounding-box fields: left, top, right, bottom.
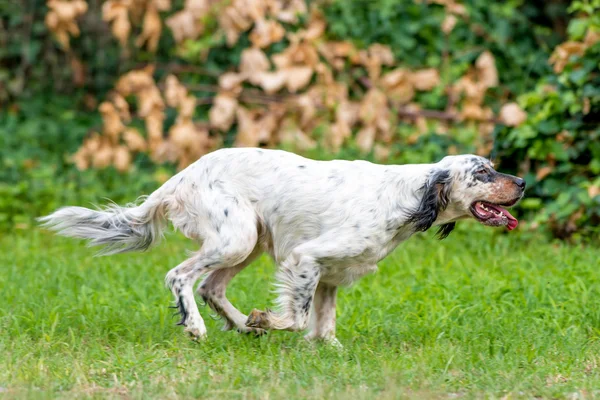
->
left=475, top=168, right=488, bottom=175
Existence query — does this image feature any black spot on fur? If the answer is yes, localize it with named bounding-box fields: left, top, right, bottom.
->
left=224, top=208, right=229, bottom=217
left=408, top=170, right=452, bottom=233
left=298, top=165, right=306, bottom=169
left=299, top=274, right=307, bottom=279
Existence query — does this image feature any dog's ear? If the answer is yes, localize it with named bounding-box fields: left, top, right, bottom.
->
left=409, top=169, right=453, bottom=236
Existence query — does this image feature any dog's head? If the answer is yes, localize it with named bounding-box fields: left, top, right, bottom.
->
left=409, top=155, right=526, bottom=238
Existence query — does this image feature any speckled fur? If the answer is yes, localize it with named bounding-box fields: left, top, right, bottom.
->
left=40, top=148, right=524, bottom=342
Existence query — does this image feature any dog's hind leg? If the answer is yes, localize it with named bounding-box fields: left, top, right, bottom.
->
left=196, top=247, right=266, bottom=336
left=165, top=213, right=258, bottom=340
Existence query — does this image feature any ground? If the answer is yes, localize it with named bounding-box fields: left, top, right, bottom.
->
left=1, top=226, right=600, bottom=399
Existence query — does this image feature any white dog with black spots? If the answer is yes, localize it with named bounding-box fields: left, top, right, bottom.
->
left=41, top=148, right=525, bottom=345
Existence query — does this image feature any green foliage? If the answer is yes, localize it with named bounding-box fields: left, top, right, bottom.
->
left=497, top=2, right=600, bottom=240
left=0, top=96, right=172, bottom=229
left=2, top=230, right=600, bottom=397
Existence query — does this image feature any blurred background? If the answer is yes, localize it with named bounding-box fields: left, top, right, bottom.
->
left=1, top=0, right=599, bottom=241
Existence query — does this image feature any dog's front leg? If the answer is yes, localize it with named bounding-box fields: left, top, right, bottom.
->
left=304, top=282, right=340, bottom=346
left=246, top=252, right=321, bottom=332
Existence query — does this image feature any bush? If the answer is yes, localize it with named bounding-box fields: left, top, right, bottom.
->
left=496, top=1, right=600, bottom=240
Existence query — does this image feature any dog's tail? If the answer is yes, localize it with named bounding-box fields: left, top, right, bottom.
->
left=38, top=190, right=168, bottom=256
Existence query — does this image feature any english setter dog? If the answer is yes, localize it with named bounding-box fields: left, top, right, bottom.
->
left=40, top=148, right=525, bottom=344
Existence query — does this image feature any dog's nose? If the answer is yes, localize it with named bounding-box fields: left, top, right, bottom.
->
left=515, top=178, right=526, bottom=190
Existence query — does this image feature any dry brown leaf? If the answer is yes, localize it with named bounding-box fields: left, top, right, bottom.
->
left=536, top=166, right=553, bottom=181
left=411, top=68, right=440, bottom=91
left=301, top=9, right=326, bottom=41
left=166, top=10, right=204, bottom=43
left=272, top=0, right=307, bottom=24
left=584, top=29, right=600, bottom=47
left=441, top=14, right=457, bottom=34
left=380, top=68, right=410, bottom=89
left=255, top=70, right=288, bottom=94
left=549, top=41, right=586, bottom=73
left=99, top=101, right=125, bottom=143
left=165, top=75, right=188, bottom=108
left=359, top=89, right=387, bottom=125
left=218, top=72, right=247, bottom=93
left=111, top=93, right=131, bottom=122
left=356, top=125, right=376, bottom=154
left=145, top=107, right=165, bottom=150
left=102, top=0, right=131, bottom=47
left=45, top=0, right=88, bottom=49
left=123, top=128, right=147, bottom=151
left=285, top=66, right=313, bottom=93
left=373, top=143, right=390, bottom=162
left=460, top=100, right=486, bottom=121
left=135, top=5, right=163, bottom=52
left=209, top=93, right=239, bottom=131
left=178, top=95, right=197, bottom=119
left=72, top=148, right=90, bottom=170
left=240, top=48, right=271, bottom=84
left=115, top=65, right=156, bottom=95
left=588, top=185, right=600, bottom=199
left=326, top=119, right=351, bottom=152
left=499, top=102, right=527, bottom=127
left=336, top=100, right=360, bottom=129
left=294, top=94, right=317, bottom=128
left=113, top=145, right=132, bottom=172
left=219, top=0, right=254, bottom=46
left=137, top=86, right=165, bottom=118
left=250, top=18, right=286, bottom=48
left=92, top=144, right=114, bottom=168
left=234, top=107, right=261, bottom=147
left=475, top=51, right=498, bottom=88
left=278, top=117, right=316, bottom=151
left=368, top=43, right=394, bottom=66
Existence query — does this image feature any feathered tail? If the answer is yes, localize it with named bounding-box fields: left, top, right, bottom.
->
left=38, top=193, right=167, bottom=256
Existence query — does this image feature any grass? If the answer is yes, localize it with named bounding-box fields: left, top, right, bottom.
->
left=1, top=226, right=600, bottom=399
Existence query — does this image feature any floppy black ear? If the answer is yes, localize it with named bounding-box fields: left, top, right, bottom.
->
left=408, top=169, right=453, bottom=237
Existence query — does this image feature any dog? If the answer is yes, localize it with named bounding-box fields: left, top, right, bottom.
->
left=40, top=148, right=525, bottom=344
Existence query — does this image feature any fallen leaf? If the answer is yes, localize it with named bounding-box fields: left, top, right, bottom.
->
left=240, top=48, right=271, bottom=84
left=250, top=18, right=285, bottom=48
left=475, top=51, right=498, bottom=88
left=499, top=102, right=527, bottom=127
left=411, top=68, right=440, bottom=91
left=255, top=70, right=288, bottom=94
left=123, top=128, right=147, bottom=151
left=285, top=66, right=313, bottom=93
left=441, top=14, right=457, bottom=34
left=536, top=166, right=553, bottom=181
left=549, top=41, right=586, bottom=73
left=588, top=185, right=600, bottom=199
left=356, top=125, right=376, bottom=154
left=102, top=0, right=130, bottom=47
left=113, top=145, right=132, bottom=172
left=209, top=93, right=239, bottom=131
left=218, top=72, right=247, bottom=93
left=135, top=5, right=163, bottom=52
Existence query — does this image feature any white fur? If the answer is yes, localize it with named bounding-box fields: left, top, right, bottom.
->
left=40, top=148, right=522, bottom=342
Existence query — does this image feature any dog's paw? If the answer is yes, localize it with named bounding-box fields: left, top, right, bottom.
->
left=185, top=325, right=207, bottom=341
left=236, top=325, right=267, bottom=337
left=245, top=308, right=270, bottom=330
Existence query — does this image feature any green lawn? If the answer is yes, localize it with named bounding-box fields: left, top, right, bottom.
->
left=1, top=227, right=600, bottom=399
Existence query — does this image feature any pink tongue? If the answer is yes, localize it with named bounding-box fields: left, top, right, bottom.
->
left=497, top=206, right=518, bottom=231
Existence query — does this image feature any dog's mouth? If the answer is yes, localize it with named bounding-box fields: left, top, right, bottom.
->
left=470, top=200, right=519, bottom=231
